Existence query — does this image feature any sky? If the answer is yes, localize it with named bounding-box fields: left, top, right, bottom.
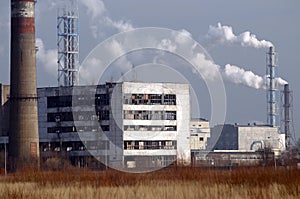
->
left=0, top=0, right=299, bottom=139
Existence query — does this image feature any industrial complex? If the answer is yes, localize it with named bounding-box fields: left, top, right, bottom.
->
left=0, top=1, right=296, bottom=171
left=0, top=78, right=293, bottom=170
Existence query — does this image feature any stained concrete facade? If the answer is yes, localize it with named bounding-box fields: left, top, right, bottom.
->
left=37, top=82, right=191, bottom=169
left=190, top=118, right=210, bottom=150
left=210, top=124, right=285, bottom=153
left=122, top=82, right=191, bottom=167
left=38, top=83, right=123, bottom=168
left=0, top=84, right=10, bottom=137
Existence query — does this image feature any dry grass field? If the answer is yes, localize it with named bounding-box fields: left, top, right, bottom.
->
left=0, top=166, right=299, bottom=199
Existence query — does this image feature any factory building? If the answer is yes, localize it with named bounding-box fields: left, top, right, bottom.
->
left=210, top=124, right=285, bottom=153
left=191, top=124, right=285, bottom=167
left=190, top=118, right=210, bottom=150
left=0, top=82, right=191, bottom=169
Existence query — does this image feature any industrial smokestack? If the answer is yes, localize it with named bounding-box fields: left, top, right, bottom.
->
left=283, top=84, right=291, bottom=149
left=266, top=46, right=278, bottom=126
left=9, top=0, right=40, bottom=169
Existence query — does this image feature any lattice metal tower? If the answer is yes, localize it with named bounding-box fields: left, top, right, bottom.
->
left=266, top=46, right=278, bottom=126
left=57, top=0, right=79, bottom=87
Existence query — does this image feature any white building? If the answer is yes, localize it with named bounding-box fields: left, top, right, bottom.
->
left=190, top=118, right=210, bottom=150
left=37, top=82, right=191, bottom=169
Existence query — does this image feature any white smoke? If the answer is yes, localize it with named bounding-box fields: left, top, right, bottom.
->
left=223, top=64, right=264, bottom=89
left=151, top=29, right=287, bottom=89
left=222, top=64, right=288, bottom=89
left=81, top=26, right=287, bottom=89
left=191, top=53, right=221, bottom=81
left=275, top=77, right=288, bottom=85
left=205, top=22, right=273, bottom=48
left=36, top=38, right=57, bottom=77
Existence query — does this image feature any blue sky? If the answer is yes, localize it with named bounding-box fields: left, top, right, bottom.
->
left=0, top=0, right=299, bottom=139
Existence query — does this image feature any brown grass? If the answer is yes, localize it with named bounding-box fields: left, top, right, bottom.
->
left=0, top=166, right=299, bottom=199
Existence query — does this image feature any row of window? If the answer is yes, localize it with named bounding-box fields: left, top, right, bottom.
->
left=124, top=155, right=176, bottom=167
left=124, top=110, right=176, bottom=120
left=124, top=125, right=177, bottom=131
left=47, top=125, right=110, bottom=133
left=40, top=140, right=110, bottom=152
left=40, top=141, right=85, bottom=152
left=124, top=94, right=176, bottom=105
left=47, top=94, right=109, bottom=108
left=47, top=110, right=110, bottom=122
left=124, top=140, right=177, bottom=150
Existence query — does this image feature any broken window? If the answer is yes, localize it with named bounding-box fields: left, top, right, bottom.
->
left=124, top=140, right=177, bottom=150
left=124, top=125, right=177, bottom=132
left=163, top=94, right=176, bottom=105
left=47, top=95, right=72, bottom=108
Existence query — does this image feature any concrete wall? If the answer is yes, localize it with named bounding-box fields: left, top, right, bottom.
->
left=190, top=119, right=210, bottom=150
left=210, top=124, right=285, bottom=152
left=37, top=84, right=124, bottom=168
left=238, top=126, right=285, bottom=151
left=0, top=84, right=10, bottom=137
left=122, top=82, right=191, bottom=165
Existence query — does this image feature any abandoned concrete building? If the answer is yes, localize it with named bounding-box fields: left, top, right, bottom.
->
left=1, top=82, right=191, bottom=169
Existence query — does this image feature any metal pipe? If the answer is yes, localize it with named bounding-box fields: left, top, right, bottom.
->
left=266, top=46, right=277, bottom=126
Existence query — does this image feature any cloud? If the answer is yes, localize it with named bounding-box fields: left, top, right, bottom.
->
left=79, top=57, right=103, bottom=84
left=79, top=0, right=106, bottom=19
left=157, top=39, right=177, bottom=52
left=79, top=0, right=134, bottom=38
left=36, top=38, right=57, bottom=77
left=204, top=22, right=273, bottom=48
left=80, top=39, right=133, bottom=84
left=104, top=17, right=134, bottom=32
left=174, top=29, right=192, bottom=45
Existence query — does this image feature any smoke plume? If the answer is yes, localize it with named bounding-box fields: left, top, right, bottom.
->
left=222, top=64, right=288, bottom=89
left=205, top=22, right=273, bottom=48
left=151, top=29, right=287, bottom=89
